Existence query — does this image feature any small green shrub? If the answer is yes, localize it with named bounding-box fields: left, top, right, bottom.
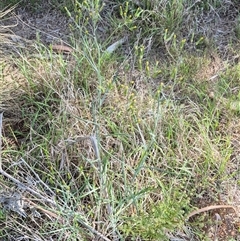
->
left=120, top=184, right=190, bottom=240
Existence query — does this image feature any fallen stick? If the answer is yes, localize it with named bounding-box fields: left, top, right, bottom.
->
left=50, top=44, right=73, bottom=54
left=186, top=205, right=236, bottom=220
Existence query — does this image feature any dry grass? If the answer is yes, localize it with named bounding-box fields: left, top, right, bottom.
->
left=0, top=1, right=240, bottom=240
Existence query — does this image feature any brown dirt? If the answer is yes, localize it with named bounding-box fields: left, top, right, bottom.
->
left=1, top=2, right=71, bottom=46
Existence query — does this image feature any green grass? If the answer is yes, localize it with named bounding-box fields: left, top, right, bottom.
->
left=0, top=0, right=240, bottom=240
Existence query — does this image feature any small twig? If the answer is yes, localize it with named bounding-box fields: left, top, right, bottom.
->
left=0, top=169, right=56, bottom=206
left=186, top=205, right=236, bottom=220
left=78, top=219, right=112, bottom=241
left=50, top=44, right=73, bottom=54
left=26, top=198, right=63, bottom=222
left=0, top=4, right=17, bottom=20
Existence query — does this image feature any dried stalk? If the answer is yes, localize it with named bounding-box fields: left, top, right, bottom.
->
left=186, top=205, right=236, bottom=220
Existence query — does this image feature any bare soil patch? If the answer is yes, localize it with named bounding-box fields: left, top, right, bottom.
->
left=1, top=2, right=71, bottom=45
